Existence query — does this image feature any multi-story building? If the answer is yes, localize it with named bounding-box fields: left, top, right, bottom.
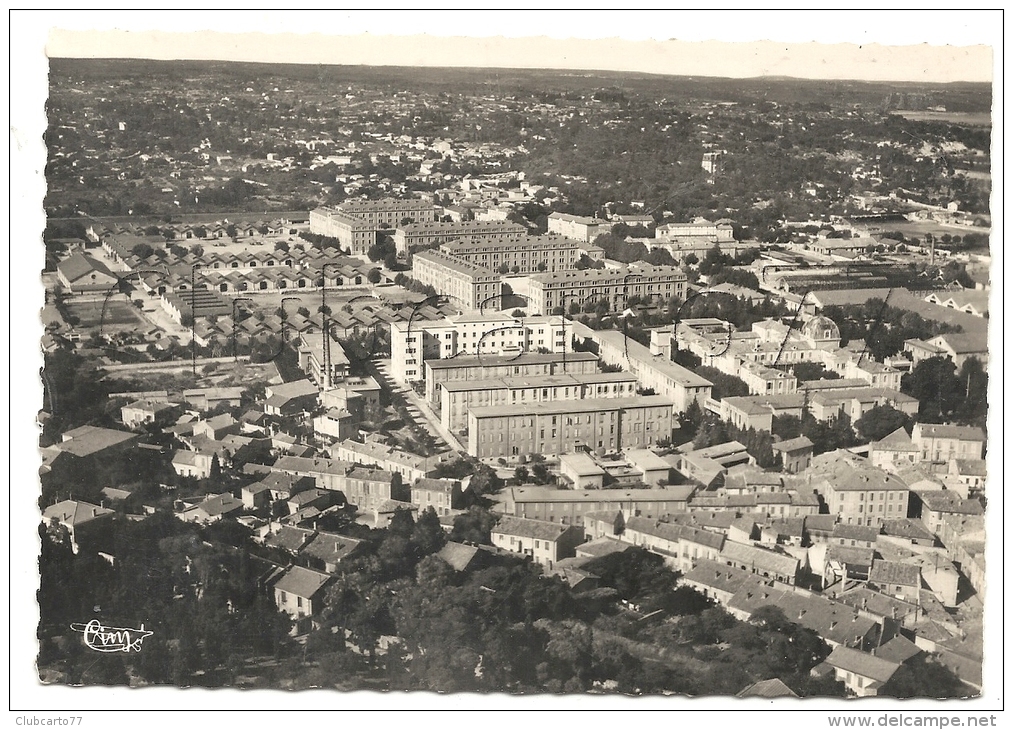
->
left=310, top=199, right=437, bottom=255
left=493, top=485, right=696, bottom=526
left=904, top=332, right=988, bottom=369
left=270, top=455, right=404, bottom=513
left=274, top=565, right=332, bottom=621
left=336, top=198, right=436, bottom=229
left=440, top=234, right=604, bottom=274
left=439, top=372, right=640, bottom=433
left=410, top=249, right=502, bottom=310
left=656, top=219, right=734, bottom=242
left=424, top=351, right=600, bottom=405
left=410, top=478, right=463, bottom=517
left=911, top=423, right=986, bottom=464
left=812, top=451, right=911, bottom=528
left=490, top=515, right=585, bottom=569
left=309, top=208, right=376, bottom=255
left=737, top=361, right=798, bottom=396
left=868, top=427, right=921, bottom=473
left=334, top=439, right=436, bottom=484
left=809, top=388, right=919, bottom=424
left=526, top=265, right=687, bottom=315
left=868, top=560, right=922, bottom=605
left=620, top=516, right=725, bottom=574
left=719, top=394, right=808, bottom=433
left=578, top=324, right=712, bottom=414
left=467, top=395, right=674, bottom=459
left=390, top=313, right=569, bottom=385
left=546, top=212, right=609, bottom=243
left=297, top=332, right=350, bottom=388
left=394, top=220, right=526, bottom=255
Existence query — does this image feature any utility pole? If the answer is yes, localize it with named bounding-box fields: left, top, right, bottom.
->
left=320, top=262, right=342, bottom=390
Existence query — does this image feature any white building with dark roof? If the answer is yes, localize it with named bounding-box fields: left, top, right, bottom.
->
left=490, top=514, right=584, bottom=568
left=911, top=423, right=986, bottom=463
left=819, top=645, right=901, bottom=697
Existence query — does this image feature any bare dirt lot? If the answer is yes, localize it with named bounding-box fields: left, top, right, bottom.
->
left=66, top=299, right=147, bottom=329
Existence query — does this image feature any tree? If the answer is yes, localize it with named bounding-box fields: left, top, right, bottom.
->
left=878, top=655, right=971, bottom=698
left=468, top=464, right=504, bottom=497
left=131, top=242, right=155, bottom=260
left=854, top=405, right=913, bottom=443
left=901, top=356, right=963, bottom=423
left=530, top=463, right=552, bottom=485
left=792, top=361, right=839, bottom=382
left=953, top=357, right=988, bottom=429
left=450, top=506, right=497, bottom=545
left=411, top=507, right=447, bottom=557
left=513, top=466, right=530, bottom=484
left=367, top=268, right=382, bottom=284
left=191, top=244, right=204, bottom=258
left=209, top=453, right=222, bottom=480
left=275, top=240, right=290, bottom=253
left=367, top=238, right=396, bottom=263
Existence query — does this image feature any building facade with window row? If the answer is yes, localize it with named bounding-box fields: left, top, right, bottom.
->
left=467, top=395, right=674, bottom=459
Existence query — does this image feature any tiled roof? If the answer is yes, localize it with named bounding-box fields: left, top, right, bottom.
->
left=736, top=677, right=799, bottom=698
left=266, top=526, right=316, bottom=553
left=301, top=532, right=362, bottom=565
left=827, top=544, right=875, bottom=567
left=873, top=635, right=923, bottom=664
left=881, top=519, right=935, bottom=542
left=832, top=523, right=880, bottom=542
left=575, top=536, right=631, bottom=558
left=42, top=499, right=113, bottom=526
left=273, top=565, right=332, bottom=599
left=492, top=515, right=573, bottom=542
left=869, top=560, right=921, bottom=587
left=872, top=427, right=918, bottom=451
left=436, top=542, right=481, bottom=571
left=190, top=493, right=243, bottom=517
left=57, top=426, right=137, bottom=457
left=825, top=645, right=900, bottom=684
left=914, top=423, right=986, bottom=441
left=771, top=436, right=814, bottom=453
left=719, top=540, right=799, bottom=576
left=916, top=490, right=984, bottom=515
left=804, top=514, right=838, bottom=533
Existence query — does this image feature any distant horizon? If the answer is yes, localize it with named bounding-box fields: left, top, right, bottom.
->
left=46, top=55, right=994, bottom=88
left=43, top=21, right=996, bottom=85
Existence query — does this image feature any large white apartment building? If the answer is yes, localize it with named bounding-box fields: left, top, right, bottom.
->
left=390, top=312, right=568, bottom=384
left=572, top=322, right=713, bottom=415
left=439, top=371, right=639, bottom=433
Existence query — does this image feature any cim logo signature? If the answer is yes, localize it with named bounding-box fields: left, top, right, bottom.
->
left=70, top=620, right=153, bottom=653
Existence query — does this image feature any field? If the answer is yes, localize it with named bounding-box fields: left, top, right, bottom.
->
left=66, top=299, right=147, bottom=329
left=890, top=110, right=992, bottom=127
left=873, top=219, right=991, bottom=245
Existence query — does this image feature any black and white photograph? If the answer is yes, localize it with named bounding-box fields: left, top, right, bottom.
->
left=11, top=9, right=1004, bottom=721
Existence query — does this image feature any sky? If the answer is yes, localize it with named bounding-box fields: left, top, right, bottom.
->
left=25, top=10, right=1000, bottom=83
left=9, top=6, right=1005, bottom=719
